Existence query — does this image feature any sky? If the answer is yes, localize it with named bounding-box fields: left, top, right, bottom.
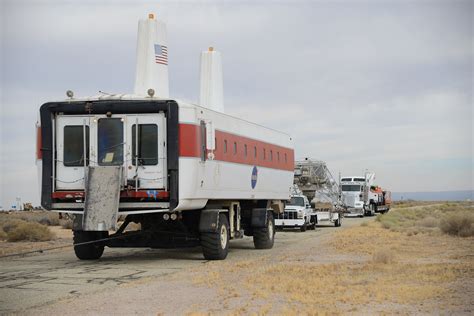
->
left=0, top=0, right=473, bottom=207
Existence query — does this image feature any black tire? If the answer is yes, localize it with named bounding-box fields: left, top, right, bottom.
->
left=335, top=217, right=342, bottom=227
left=73, top=230, right=108, bottom=260
left=300, top=224, right=307, bottom=232
left=201, top=213, right=229, bottom=260
left=253, top=211, right=275, bottom=249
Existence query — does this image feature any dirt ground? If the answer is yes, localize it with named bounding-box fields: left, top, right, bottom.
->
left=0, top=205, right=473, bottom=315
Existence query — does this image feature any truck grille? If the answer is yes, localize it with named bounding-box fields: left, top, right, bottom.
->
left=276, top=211, right=299, bottom=220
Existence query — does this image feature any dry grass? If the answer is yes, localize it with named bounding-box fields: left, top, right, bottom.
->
left=0, top=211, right=60, bottom=226
left=439, top=212, right=474, bottom=237
left=187, top=208, right=473, bottom=315
left=376, top=201, right=473, bottom=236
left=0, top=212, right=56, bottom=242
left=6, top=221, right=54, bottom=242
left=60, top=219, right=74, bottom=229
left=372, top=249, right=395, bottom=264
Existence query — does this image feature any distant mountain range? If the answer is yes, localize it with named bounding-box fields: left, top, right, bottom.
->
left=392, top=190, right=473, bottom=201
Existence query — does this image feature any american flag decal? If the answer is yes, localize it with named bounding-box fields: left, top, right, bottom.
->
left=154, top=44, right=168, bottom=65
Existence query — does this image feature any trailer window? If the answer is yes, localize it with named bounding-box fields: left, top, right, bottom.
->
left=277, top=152, right=280, bottom=162
left=244, top=144, right=248, bottom=157
left=254, top=146, right=257, bottom=158
left=263, top=148, right=266, bottom=160
left=233, top=142, right=237, bottom=155
left=341, top=185, right=361, bottom=192
left=132, top=124, right=158, bottom=166
left=285, top=153, right=287, bottom=163
left=224, top=140, right=227, bottom=153
left=64, top=126, right=89, bottom=166
left=270, top=150, right=273, bottom=161
left=98, top=118, right=123, bottom=165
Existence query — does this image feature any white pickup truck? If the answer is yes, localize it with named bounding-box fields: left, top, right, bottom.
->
left=275, top=195, right=316, bottom=232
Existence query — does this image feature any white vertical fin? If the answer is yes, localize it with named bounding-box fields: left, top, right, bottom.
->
left=199, top=47, right=224, bottom=112
left=134, top=13, right=169, bottom=98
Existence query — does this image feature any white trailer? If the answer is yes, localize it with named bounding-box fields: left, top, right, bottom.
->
left=36, top=14, right=294, bottom=260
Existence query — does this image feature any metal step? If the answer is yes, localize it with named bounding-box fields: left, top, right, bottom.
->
left=83, top=166, right=122, bottom=231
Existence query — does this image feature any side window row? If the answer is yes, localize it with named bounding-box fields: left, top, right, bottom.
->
left=220, top=138, right=288, bottom=163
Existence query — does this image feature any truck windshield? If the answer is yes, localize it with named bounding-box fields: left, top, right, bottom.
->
left=354, top=178, right=365, bottom=182
left=288, top=196, right=305, bottom=206
left=342, top=185, right=361, bottom=192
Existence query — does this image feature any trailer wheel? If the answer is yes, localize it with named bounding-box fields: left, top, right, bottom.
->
left=73, top=230, right=108, bottom=260
left=253, top=211, right=275, bottom=249
left=201, top=213, right=229, bottom=260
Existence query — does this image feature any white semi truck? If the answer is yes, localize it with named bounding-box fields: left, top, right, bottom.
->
left=36, top=14, right=294, bottom=260
left=341, top=173, right=391, bottom=217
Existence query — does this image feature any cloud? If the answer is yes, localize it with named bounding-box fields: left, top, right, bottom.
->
left=1, top=0, right=472, bottom=206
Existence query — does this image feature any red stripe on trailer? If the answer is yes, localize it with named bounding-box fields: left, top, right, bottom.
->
left=36, top=126, right=42, bottom=160
left=179, top=123, right=294, bottom=171
left=179, top=124, right=202, bottom=157
left=52, top=191, right=169, bottom=199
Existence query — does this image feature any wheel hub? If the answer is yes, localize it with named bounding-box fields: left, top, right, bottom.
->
left=220, top=224, right=228, bottom=249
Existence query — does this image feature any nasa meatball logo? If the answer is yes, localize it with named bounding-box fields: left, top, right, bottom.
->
left=251, top=166, right=258, bottom=189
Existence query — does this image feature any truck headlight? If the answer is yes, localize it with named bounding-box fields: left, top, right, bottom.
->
left=297, top=210, right=304, bottom=219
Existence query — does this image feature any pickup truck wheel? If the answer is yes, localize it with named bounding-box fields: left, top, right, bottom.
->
left=73, top=230, right=108, bottom=260
left=253, top=212, right=275, bottom=249
left=300, top=224, right=307, bottom=232
left=201, top=213, right=229, bottom=260
left=335, top=217, right=342, bottom=227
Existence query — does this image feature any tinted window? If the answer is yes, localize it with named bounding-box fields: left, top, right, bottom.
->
left=132, top=124, right=158, bottom=165
left=354, top=178, right=366, bottom=182
left=98, top=118, right=123, bottom=165
left=341, top=178, right=352, bottom=182
left=64, top=126, right=89, bottom=166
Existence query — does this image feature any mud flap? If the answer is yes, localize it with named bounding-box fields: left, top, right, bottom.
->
left=83, top=166, right=122, bottom=231
left=199, top=209, right=222, bottom=233
left=251, top=208, right=268, bottom=228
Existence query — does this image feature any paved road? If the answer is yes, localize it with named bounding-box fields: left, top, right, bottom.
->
left=0, top=216, right=369, bottom=314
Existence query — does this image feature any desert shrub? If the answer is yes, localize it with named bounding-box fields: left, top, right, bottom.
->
left=372, top=249, right=395, bottom=264
left=60, top=219, right=73, bottom=229
left=16, top=212, right=60, bottom=226
left=6, top=221, right=54, bottom=242
left=2, top=219, right=25, bottom=233
left=439, top=212, right=474, bottom=237
left=417, top=216, right=439, bottom=228
left=0, top=229, right=6, bottom=240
